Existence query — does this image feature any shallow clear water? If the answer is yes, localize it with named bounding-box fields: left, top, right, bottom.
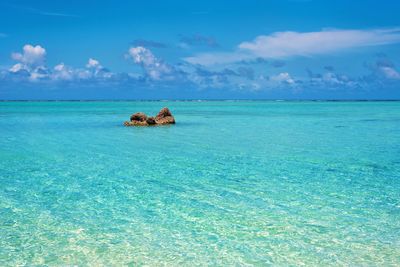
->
left=0, top=101, right=400, bottom=266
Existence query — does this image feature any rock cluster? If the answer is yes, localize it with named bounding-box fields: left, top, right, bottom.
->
left=124, top=107, right=175, bottom=126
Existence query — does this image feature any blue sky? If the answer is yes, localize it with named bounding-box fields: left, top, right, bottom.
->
left=1, top=0, right=400, bottom=99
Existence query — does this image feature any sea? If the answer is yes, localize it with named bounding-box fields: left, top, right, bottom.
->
left=1, top=101, right=399, bottom=265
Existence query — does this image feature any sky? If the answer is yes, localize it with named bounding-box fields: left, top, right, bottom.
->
left=1, top=0, right=400, bottom=100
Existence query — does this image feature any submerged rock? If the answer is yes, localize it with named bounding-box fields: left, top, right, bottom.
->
left=124, top=120, right=147, bottom=126
left=124, top=107, right=175, bottom=126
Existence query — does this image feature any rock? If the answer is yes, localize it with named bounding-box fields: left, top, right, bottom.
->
left=124, top=120, right=148, bottom=126
left=124, top=107, right=175, bottom=126
left=155, top=107, right=172, bottom=119
left=155, top=116, right=175, bottom=125
left=130, top=112, right=147, bottom=122
left=146, top=116, right=156, bottom=125
left=155, top=107, right=175, bottom=125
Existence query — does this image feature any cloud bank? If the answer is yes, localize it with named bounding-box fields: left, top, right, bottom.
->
left=1, top=41, right=400, bottom=98
left=6, top=44, right=115, bottom=83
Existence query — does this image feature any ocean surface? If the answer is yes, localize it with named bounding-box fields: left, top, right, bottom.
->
left=1, top=101, right=399, bottom=266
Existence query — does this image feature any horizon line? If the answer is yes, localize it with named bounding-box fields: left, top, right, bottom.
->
left=1, top=99, right=400, bottom=102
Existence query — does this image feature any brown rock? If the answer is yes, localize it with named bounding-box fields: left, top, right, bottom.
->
left=155, top=116, right=175, bottom=125
left=130, top=112, right=147, bottom=122
left=125, top=107, right=175, bottom=126
left=155, top=107, right=175, bottom=124
left=124, top=120, right=148, bottom=126
left=155, top=107, right=172, bottom=120
left=146, top=116, right=156, bottom=125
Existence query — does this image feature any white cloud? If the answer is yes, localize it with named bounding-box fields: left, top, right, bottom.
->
left=7, top=44, right=115, bottom=82
left=86, top=58, right=102, bottom=69
left=308, top=70, right=356, bottom=88
left=84, top=58, right=113, bottom=78
left=321, top=72, right=351, bottom=85
left=128, top=46, right=157, bottom=66
left=379, top=66, right=400, bottom=80
left=127, top=46, right=175, bottom=80
left=9, top=44, right=48, bottom=81
left=271, top=72, right=295, bottom=85
left=9, top=63, right=25, bottom=73
left=51, top=59, right=112, bottom=81
left=366, top=59, right=400, bottom=81
left=29, top=68, right=48, bottom=81
left=185, top=28, right=400, bottom=65
left=52, top=63, right=75, bottom=80
left=239, top=28, right=400, bottom=57
left=11, top=44, right=46, bottom=67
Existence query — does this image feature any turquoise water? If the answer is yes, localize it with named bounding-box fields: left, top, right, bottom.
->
left=1, top=101, right=400, bottom=266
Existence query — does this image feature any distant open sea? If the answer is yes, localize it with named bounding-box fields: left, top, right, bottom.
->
left=1, top=101, right=399, bottom=265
